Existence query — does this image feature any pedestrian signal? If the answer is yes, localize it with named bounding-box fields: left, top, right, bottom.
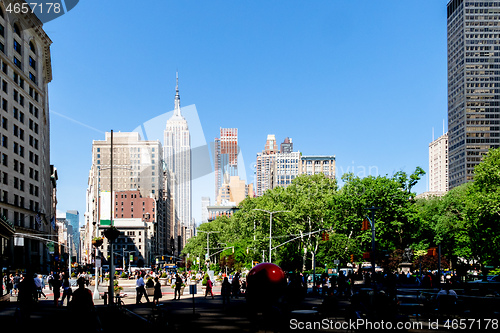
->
left=362, top=218, right=370, bottom=231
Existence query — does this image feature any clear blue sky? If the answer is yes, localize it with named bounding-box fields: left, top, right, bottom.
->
left=45, top=0, right=449, bottom=225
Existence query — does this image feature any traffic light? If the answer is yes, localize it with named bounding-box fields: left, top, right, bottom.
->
left=362, top=218, right=370, bottom=231
left=350, top=254, right=354, bottom=262
left=162, top=256, right=164, bottom=260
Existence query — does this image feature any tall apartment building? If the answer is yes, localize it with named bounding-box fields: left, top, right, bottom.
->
left=214, top=128, right=238, bottom=198
left=0, top=3, right=56, bottom=274
left=86, top=132, right=168, bottom=265
left=163, top=75, right=191, bottom=247
left=429, top=133, right=449, bottom=193
left=255, top=134, right=278, bottom=196
left=280, top=137, right=293, bottom=153
left=273, top=151, right=301, bottom=189
left=447, top=0, right=500, bottom=188
left=299, top=155, right=336, bottom=179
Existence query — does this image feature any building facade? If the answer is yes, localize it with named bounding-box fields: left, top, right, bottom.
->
left=272, top=151, right=301, bottom=189
left=429, top=133, right=449, bottom=193
left=214, top=128, right=238, bottom=198
left=99, top=218, right=148, bottom=268
left=85, top=132, right=169, bottom=268
left=163, top=75, right=191, bottom=248
left=299, top=155, right=336, bottom=179
left=216, top=175, right=254, bottom=206
left=0, top=2, right=55, bottom=276
left=447, top=0, right=500, bottom=188
left=255, top=134, right=278, bottom=196
left=65, top=210, right=79, bottom=261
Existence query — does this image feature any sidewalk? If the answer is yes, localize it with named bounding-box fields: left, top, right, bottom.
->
left=0, top=286, right=459, bottom=332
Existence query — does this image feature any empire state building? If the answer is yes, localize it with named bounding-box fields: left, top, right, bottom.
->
left=164, top=74, right=192, bottom=235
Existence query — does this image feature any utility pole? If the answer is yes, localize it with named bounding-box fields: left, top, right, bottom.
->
left=198, top=231, right=219, bottom=267
left=366, top=206, right=381, bottom=288
left=253, top=209, right=289, bottom=263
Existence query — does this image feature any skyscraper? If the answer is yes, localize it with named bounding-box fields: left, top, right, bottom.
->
left=0, top=7, right=56, bottom=274
left=256, top=134, right=278, bottom=196
left=447, top=0, right=500, bottom=188
left=163, top=74, right=192, bottom=241
left=429, top=133, right=449, bottom=193
left=214, top=128, right=238, bottom=198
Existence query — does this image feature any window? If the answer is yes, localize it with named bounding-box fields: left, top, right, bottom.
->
left=19, top=112, right=24, bottom=123
left=13, top=107, right=17, bottom=119
left=13, top=57, right=21, bottom=69
left=2, top=153, right=7, bottom=166
left=1, top=116, right=6, bottom=129
left=2, top=80, right=6, bottom=93
left=0, top=24, right=4, bottom=37
left=29, top=73, right=36, bottom=84
left=13, top=23, right=20, bottom=36
left=13, top=39, right=21, bottom=54
left=1, top=135, right=6, bottom=148
left=29, top=41, right=35, bottom=54
left=2, top=98, right=6, bottom=111
left=29, top=57, right=36, bottom=70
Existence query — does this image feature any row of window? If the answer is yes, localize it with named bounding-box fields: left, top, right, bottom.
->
left=1, top=190, right=40, bottom=211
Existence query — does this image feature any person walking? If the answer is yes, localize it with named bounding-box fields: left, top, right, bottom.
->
left=174, top=274, right=183, bottom=300
left=221, top=276, right=231, bottom=306
left=153, top=277, right=162, bottom=305
left=52, top=273, right=61, bottom=307
left=34, top=274, right=47, bottom=300
left=135, top=272, right=150, bottom=304
left=231, top=272, right=241, bottom=299
left=12, top=273, right=21, bottom=296
left=205, top=276, right=214, bottom=299
left=17, top=271, right=36, bottom=320
left=4, top=274, right=13, bottom=296
left=60, top=272, right=72, bottom=306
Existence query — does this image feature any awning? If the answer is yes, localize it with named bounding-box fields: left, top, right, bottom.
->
left=0, top=215, right=15, bottom=239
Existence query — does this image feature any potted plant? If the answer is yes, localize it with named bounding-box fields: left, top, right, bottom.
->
left=103, top=226, right=120, bottom=241
left=146, top=277, right=155, bottom=296
left=92, top=237, right=103, bottom=247
left=160, top=272, right=168, bottom=286
left=114, top=280, right=123, bottom=296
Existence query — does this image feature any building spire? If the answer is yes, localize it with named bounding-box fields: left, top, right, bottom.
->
left=174, top=71, right=181, bottom=116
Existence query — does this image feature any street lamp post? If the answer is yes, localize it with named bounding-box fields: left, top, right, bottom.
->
left=198, top=230, right=219, bottom=267
left=366, top=206, right=381, bottom=288
left=253, top=209, right=289, bottom=263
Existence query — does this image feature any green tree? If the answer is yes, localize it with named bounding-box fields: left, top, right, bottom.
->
left=465, top=148, right=500, bottom=266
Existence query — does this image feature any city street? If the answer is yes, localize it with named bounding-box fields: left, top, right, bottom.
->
left=0, top=280, right=473, bottom=332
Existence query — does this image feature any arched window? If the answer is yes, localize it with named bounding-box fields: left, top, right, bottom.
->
left=13, top=23, right=21, bottom=36
left=29, top=41, right=36, bottom=54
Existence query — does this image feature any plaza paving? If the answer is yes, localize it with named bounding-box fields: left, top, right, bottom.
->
left=0, top=282, right=497, bottom=332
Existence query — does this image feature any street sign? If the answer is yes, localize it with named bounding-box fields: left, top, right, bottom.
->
left=129, top=254, right=133, bottom=262
left=189, top=284, right=197, bottom=294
